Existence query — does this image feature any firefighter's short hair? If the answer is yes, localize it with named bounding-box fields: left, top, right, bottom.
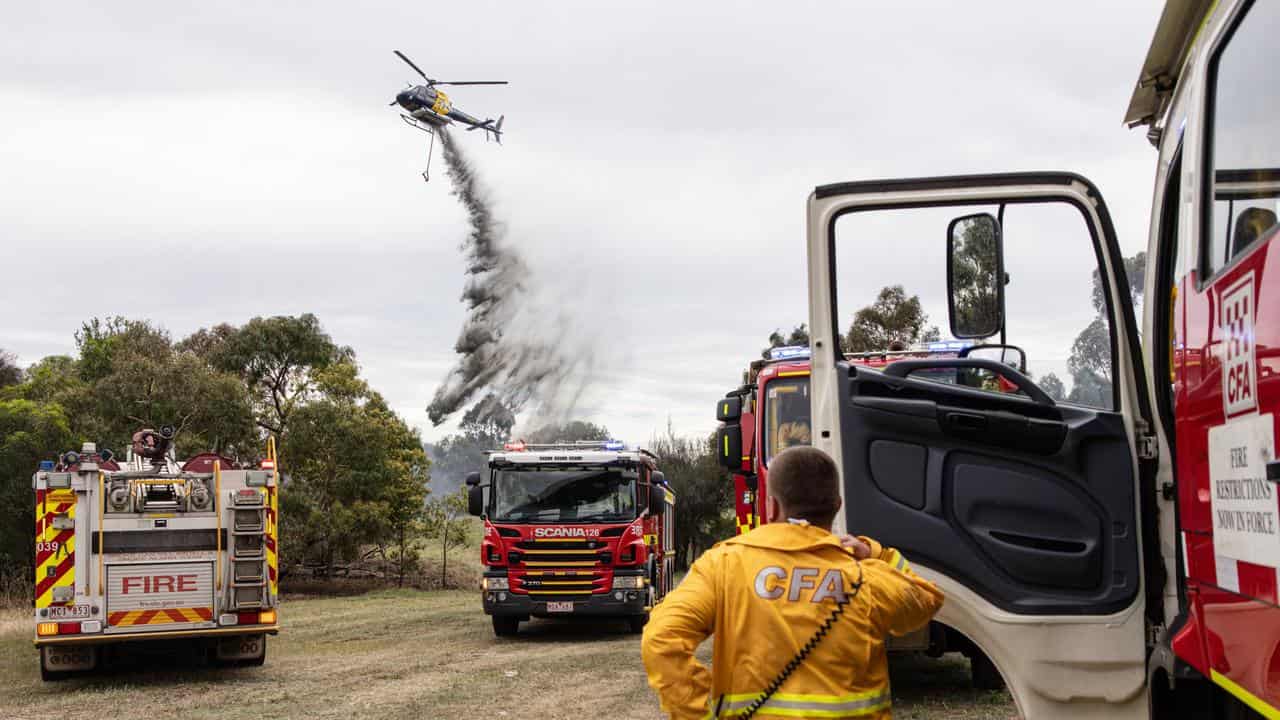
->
left=768, top=446, right=840, bottom=527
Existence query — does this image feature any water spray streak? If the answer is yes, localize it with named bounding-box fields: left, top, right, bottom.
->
left=426, top=130, right=595, bottom=427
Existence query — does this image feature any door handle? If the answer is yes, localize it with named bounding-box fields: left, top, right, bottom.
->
left=945, top=412, right=988, bottom=431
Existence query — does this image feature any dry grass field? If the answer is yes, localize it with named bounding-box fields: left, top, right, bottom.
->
left=0, top=589, right=1016, bottom=720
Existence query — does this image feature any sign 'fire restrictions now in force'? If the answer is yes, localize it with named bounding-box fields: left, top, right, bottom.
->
left=1208, top=412, right=1280, bottom=569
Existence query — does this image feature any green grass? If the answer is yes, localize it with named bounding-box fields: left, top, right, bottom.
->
left=0, top=590, right=1017, bottom=719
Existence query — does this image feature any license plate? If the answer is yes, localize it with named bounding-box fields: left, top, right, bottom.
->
left=546, top=601, right=574, bottom=613
left=46, top=605, right=91, bottom=620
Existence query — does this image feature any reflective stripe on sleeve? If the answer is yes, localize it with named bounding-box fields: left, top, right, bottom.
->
left=884, top=548, right=910, bottom=574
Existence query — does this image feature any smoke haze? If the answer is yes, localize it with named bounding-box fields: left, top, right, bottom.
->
left=425, top=129, right=597, bottom=428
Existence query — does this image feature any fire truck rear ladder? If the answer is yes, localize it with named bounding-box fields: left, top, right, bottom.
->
left=228, top=488, right=269, bottom=610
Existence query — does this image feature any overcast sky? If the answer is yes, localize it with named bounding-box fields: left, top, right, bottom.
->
left=0, top=1, right=1165, bottom=445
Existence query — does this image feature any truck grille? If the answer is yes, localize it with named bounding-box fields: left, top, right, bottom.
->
left=512, top=540, right=606, bottom=596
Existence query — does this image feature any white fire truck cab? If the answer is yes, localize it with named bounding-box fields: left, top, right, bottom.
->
left=33, top=429, right=280, bottom=680
left=805, top=1, right=1280, bottom=716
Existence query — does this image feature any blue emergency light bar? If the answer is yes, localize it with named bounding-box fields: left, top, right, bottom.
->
left=768, top=345, right=811, bottom=361
left=927, top=340, right=975, bottom=353
left=39, top=460, right=55, bottom=471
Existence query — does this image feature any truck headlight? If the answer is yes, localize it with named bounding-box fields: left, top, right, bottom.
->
left=482, top=577, right=509, bottom=591
left=613, top=576, right=645, bottom=590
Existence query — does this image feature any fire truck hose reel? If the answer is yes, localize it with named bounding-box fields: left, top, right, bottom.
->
left=107, top=483, right=132, bottom=512
left=188, top=482, right=211, bottom=510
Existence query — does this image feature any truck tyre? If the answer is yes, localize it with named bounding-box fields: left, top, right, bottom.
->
left=627, top=614, right=648, bottom=634
left=39, top=653, right=66, bottom=682
left=492, top=615, right=520, bottom=637
left=40, top=645, right=95, bottom=681
left=969, top=650, right=1004, bottom=691
left=240, top=637, right=267, bottom=667
left=213, top=633, right=267, bottom=667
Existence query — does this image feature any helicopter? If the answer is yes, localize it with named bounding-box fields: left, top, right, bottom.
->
left=391, top=50, right=507, bottom=181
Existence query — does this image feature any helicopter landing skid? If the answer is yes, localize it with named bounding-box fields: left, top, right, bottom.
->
left=400, top=114, right=437, bottom=182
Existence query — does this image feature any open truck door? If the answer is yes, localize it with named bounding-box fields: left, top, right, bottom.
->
left=806, top=173, right=1158, bottom=719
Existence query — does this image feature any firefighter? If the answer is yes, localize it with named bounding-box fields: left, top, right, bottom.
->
left=774, top=419, right=811, bottom=450
left=641, top=446, right=944, bottom=719
left=773, top=395, right=812, bottom=453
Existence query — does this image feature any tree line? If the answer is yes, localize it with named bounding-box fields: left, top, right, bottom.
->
left=0, top=314, right=445, bottom=587
left=1, top=316, right=741, bottom=593
left=764, top=284, right=942, bottom=359
left=764, top=255, right=1146, bottom=406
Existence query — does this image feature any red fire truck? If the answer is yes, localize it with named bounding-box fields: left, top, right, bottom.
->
left=717, top=341, right=986, bottom=536
left=466, top=440, right=676, bottom=637
left=32, top=428, right=280, bottom=680
left=715, top=341, right=1018, bottom=688
left=797, top=2, right=1280, bottom=716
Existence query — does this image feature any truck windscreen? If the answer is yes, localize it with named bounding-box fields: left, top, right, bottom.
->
left=763, top=377, right=811, bottom=465
left=491, top=468, right=637, bottom=523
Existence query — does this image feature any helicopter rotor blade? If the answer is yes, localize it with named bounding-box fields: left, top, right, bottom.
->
left=393, top=50, right=430, bottom=82
left=432, top=80, right=509, bottom=86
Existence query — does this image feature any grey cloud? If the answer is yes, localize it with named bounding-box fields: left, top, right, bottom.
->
left=2, top=1, right=1166, bottom=445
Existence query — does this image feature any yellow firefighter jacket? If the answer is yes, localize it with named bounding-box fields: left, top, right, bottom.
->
left=642, top=522, right=944, bottom=719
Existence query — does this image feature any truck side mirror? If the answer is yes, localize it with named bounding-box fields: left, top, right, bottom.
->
left=716, top=396, right=742, bottom=423
left=961, top=343, right=1027, bottom=373
left=467, top=486, right=484, bottom=517
left=465, top=471, right=482, bottom=487
left=716, top=425, right=743, bottom=470
left=947, top=212, right=1005, bottom=339
left=649, top=483, right=667, bottom=515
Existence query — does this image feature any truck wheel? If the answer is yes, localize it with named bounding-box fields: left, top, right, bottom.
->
left=213, top=634, right=267, bottom=666
left=627, top=614, right=648, bottom=634
left=492, top=616, right=520, bottom=637
left=40, top=645, right=95, bottom=681
left=39, top=655, right=65, bottom=682
left=240, top=637, right=267, bottom=667
left=969, top=650, right=1004, bottom=690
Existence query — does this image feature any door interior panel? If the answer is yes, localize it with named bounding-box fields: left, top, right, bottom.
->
left=840, top=362, right=1140, bottom=614
left=951, top=456, right=1101, bottom=590
left=869, top=440, right=927, bottom=510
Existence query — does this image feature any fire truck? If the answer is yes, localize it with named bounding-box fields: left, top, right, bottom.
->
left=715, top=341, right=1019, bottom=688
left=796, top=2, right=1280, bottom=716
left=466, top=440, right=675, bottom=637
left=33, top=427, right=280, bottom=680
left=717, top=341, right=982, bottom=537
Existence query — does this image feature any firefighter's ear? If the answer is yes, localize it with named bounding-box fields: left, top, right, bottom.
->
left=765, top=494, right=781, bottom=524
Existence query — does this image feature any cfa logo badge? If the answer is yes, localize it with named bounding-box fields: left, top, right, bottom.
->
left=1219, top=272, right=1257, bottom=418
